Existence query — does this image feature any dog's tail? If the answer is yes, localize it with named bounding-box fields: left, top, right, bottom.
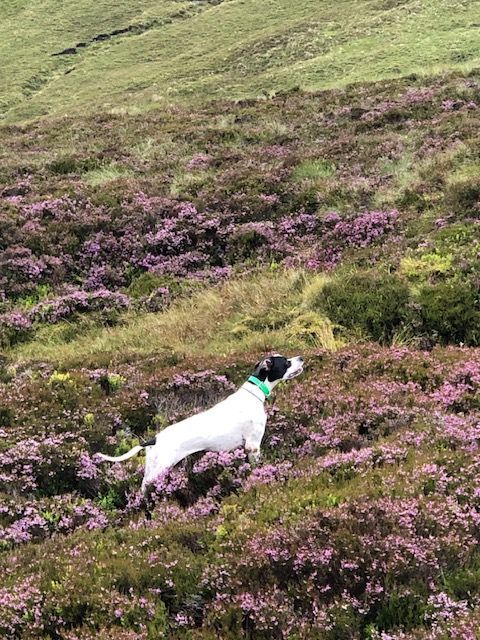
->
left=97, top=437, right=156, bottom=463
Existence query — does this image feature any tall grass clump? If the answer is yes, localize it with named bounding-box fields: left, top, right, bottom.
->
left=83, top=163, right=133, bottom=186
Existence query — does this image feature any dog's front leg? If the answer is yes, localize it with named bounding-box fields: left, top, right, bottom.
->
left=244, top=421, right=266, bottom=467
left=245, top=435, right=263, bottom=467
left=247, top=446, right=261, bottom=466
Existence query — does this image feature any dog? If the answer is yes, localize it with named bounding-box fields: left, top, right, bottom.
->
left=97, top=354, right=304, bottom=492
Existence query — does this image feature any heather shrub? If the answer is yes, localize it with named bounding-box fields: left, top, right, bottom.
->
left=0, top=311, right=33, bottom=347
left=139, top=286, right=171, bottom=312
left=311, top=271, right=411, bottom=342
left=146, top=448, right=249, bottom=508
left=29, top=290, right=130, bottom=325
left=148, top=370, right=236, bottom=424
left=3, top=345, right=480, bottom=636
left=0, top=246, right=52, bottom=298
left=0, top=433, right=97, bottom=497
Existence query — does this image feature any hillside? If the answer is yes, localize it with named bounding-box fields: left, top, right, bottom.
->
left=1, top=66, right=480, bottom=637
left=1, top=0, right=480, bottom=122
left=2, top=0, right=480, bottom=637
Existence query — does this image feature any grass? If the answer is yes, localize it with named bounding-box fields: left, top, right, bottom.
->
left=2, top=0, right=480, bottom=122
left=10, top=270, right=339, bottom=368
left=82, top=163, right=133, bottom=185
left=292, top=159, right=336, bottom=181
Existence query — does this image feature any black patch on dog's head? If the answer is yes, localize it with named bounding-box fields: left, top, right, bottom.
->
left=253, top=355, right=290, bottom=382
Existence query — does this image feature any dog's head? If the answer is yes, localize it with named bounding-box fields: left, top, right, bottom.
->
left=253, top=354, right=304, bottom=388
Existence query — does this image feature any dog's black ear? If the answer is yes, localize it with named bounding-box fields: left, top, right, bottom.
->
left=253, top=357, right=273, bottom=376
left=260, top=357, right=273, bottom=371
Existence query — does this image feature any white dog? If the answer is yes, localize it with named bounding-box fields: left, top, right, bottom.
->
left=97, top=354, right=304, bottom=491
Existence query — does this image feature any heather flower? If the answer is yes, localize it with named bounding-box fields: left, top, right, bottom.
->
left=77, top=452, right=99, bottom=480
left=0, top=311, right=31, bottom=330
left=0, top=576, right=44, bottom=638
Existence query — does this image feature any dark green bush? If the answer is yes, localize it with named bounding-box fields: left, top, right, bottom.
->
left=314, top=271, right=411, bottom=342
left=0, top=323, right=33, bottom=349
left=397, top=187, right=427, bottom=211
left=370, top=591, right=427, bottom=633
left=445, top=176, right=480, bottom=216
left=48, top=156, right=78, bottom=175
left=126, top=272, right=169, bottom=298
left=48, top=156, right=100, bottom=175
left=0, top=406, right=13, bottom=427
left=316, top=271, right=480, bottom=346
left=417, top=279, right=480, bottom=345
left=227, top=229, right=272, bottom=262
left=444, top=558, right=480, bottom=601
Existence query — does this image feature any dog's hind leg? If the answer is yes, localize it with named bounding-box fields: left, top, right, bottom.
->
left=141, top=447, right=177, bottom=493
left=142, top=446, right=155, bottom=493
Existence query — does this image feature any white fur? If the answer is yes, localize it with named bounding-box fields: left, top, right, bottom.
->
left=97, top=356, right=303, bottom=492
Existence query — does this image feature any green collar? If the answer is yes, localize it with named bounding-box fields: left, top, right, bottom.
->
left=247, top=376, right=271, bottom=398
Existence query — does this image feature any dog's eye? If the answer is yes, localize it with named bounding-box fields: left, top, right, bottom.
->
left=286, top=360, right=291, bottom=367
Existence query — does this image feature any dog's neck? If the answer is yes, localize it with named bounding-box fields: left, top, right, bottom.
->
left=240, top=381, right=267, bottom=402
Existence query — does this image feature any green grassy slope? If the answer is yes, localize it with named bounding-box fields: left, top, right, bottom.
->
left=1, top=0, right=479, bottom=122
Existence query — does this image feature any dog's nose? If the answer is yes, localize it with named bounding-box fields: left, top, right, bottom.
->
left=298, top=357, right=304, bottom=363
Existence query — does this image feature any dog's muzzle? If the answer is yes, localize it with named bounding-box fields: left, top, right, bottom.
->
left=285, top=357, right=304, bottom=379
left=286, top=367, right=303, bottom=379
